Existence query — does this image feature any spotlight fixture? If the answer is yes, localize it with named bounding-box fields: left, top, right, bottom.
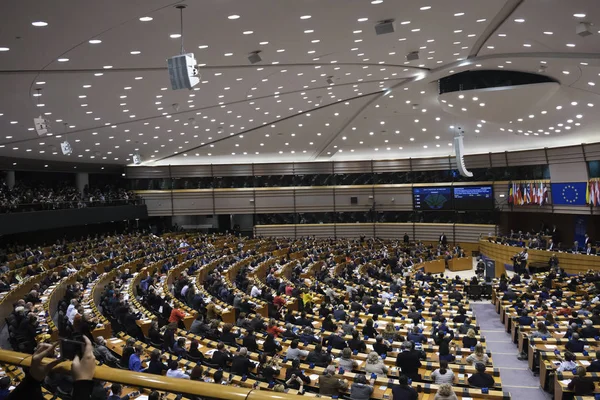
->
left=537, top=65, right=547, bottom=73
left=406, top=51, right=419, bottom=61
left=248, top=50, right=262, bottom=64
left=576, top=22, right=593, bottom=37
left=375, top=19, right=396, bottom=35
left=326, top=76, right=334, bottom=85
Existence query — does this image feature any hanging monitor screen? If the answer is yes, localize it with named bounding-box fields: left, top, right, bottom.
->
left=413, top=187, right=453, bottom=210
left=453, top=186, right=494, bottom=210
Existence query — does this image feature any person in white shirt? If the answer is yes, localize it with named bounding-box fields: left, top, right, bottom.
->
left=250, top=285, right=262, bottom=298
left=556, top=351, right=577, bottom=372
left=166, top=360, right=190, bottom=379
left=66, top=299, right=79, bottom=324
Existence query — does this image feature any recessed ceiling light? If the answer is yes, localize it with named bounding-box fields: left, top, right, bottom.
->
left=0, top=47, right=9, bottom=52
left=57, top=58, right=69, bottom=62
left=454, top=12, right=465, bottom=16
left=259, top=41, right=269, bottom=45
left=32, top=21, right=48, bottom=27
left=170, top=33, right=181, bottom=38
left=94, top=72, right=103, bottom=76
left=514, top=18, right=525, bottom=23
left=276, top=49, right=285, bottom=52
left=566, top=43, right=576, bottom=47
left=89, top=39, right=102, bottom=44
left=130, top=50, right=141, bottom=54
left=103, top=65, right=113, bottom=69
left=400, top=21, right=410, bottom=25
left=300, top=15, right=312, bottom=19
left=228, top=15, right=240, bottom=19
left=224, top=52, right=233, bottom=56
left=139, top=16, right=153, bottom=22
left=574, top=13, right=586, bottom=18
left=198, top=45, right=208, bottom=49
left=543, top=31, right=553, bottom=35
left=523, top=43, right=531, bottom=47
left=562, top=70, right=569, bottom=74
left=243, top=30, right=253, bottom=35
left=357, top=17, right=368, bottom=22
left=420, top=6, right=431, bottom=10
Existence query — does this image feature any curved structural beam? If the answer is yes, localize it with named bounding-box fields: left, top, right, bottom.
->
left=313, top=73, right=427, bottom=159
left=468, top=0, right=525, bottom=59
left=153, top=91, right=383, bottom=163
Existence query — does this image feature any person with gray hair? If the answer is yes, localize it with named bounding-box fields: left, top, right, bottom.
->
left=338, top=347, right=358, bottom=370
left=319, top=365, right=348, bottom=396
left=93, top=336, right=120, bottom=365
left=231, top=347, right=252, bottom=376
left=566, top=332, right=585, bottom=353
left=365, top=351, right=388, bottom=376
left=581, top=319, right=600, bottom=338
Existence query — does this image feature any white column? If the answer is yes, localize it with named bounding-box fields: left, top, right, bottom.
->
left=75, top=172, right=89, bottom=194
left=5, top=171, right=15, bottom=189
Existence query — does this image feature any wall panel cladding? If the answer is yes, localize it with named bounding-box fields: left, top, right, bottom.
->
left=334, top=186, right=374, bottom=212
left=172, top=191, right=213, bottom=215
left=489, top=153, right=508, bottom=168
left=254, top=223, right=497, bottom=240
left=254, top=188, right=295, bottom=214
left=293, top=162, right=335, bottom=175
left=213, top=189, right=255, bottom=214
left=585, top=143, right=600, bottom=161
left=507, top=149, right=547, bottom=166
left=126, top=167, right=170, bottom=179
left=373, top=186, right=413, bottom=211
left=294, top=187, right=335, bottom=212
left=375, top=223, right=414, bottom=239
left=334, top=160, right=373, bottom=174
left=296, top=224, right=335, bottom=238
left=139, top=192, right=172, bottom=216
left=465, top=154, right=492, bottom=169
left=170, top=165, right=213, bottom=178
left=415, top=223, right=454, bottom=242
left=253, top=163, right=296, bottom=176
left=212, top=164, right=254, bottom=177
left=411, top=157, right=453, bottom=171
left=546, top=145, right=584, bottom=164
left=372, top=159, right=412, bottom=173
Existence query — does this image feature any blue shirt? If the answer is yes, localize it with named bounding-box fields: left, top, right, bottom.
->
left=129, top=353, right=143, bottom=372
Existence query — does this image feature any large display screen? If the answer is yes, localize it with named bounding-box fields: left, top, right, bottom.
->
left=413, top=187, right=453, bottom=210
left=453, top=186, right=494, bottom=210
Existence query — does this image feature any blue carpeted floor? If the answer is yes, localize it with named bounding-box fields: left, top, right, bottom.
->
left=471, top=302, right=551, bottom=400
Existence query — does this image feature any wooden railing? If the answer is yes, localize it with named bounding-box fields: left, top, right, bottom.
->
left=0, top=348, right=299, bottom=400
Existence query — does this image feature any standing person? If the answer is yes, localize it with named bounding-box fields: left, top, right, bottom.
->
left=395, top=342, right=421, bottom=382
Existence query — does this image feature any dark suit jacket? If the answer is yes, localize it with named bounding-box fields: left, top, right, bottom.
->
left=395, top=350, right=421, bottom=379
left=468, top=372, right=495, bottom=388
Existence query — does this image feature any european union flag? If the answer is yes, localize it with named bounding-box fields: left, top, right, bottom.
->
left=551, top=182, right=588, bottom=206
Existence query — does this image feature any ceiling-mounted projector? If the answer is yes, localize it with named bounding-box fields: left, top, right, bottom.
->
left=167, top=53, right=200, bottom=90
left=60, top=141, right=72, bottom=155
left=133, top=153, right=143, bottom=165
left=33, top=115, right=51, bottom=136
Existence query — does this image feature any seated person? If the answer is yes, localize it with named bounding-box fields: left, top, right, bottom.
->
left=568, top=366, right=595, bottom=395
left=468, top=362, right=495, bottom=388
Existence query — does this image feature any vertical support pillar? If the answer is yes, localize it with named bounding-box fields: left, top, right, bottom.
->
left=75, top=172, right=89, bottom=194
left=5, top=171, right=15, bottom=189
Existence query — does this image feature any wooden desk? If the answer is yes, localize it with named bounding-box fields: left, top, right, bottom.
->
left=448, top=257, right=473, bottom=272
left=422, top=259, right=446, bottom=274
left=480, top=239, right=600, bottom=274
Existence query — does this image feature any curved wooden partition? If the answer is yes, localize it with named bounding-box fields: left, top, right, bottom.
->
left=479, top=239, right=600, bottom=274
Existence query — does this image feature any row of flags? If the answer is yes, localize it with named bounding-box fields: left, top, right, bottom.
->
left=587, top=179, right=600, bottom=206
left=508, top=181, right=549, bottom=206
